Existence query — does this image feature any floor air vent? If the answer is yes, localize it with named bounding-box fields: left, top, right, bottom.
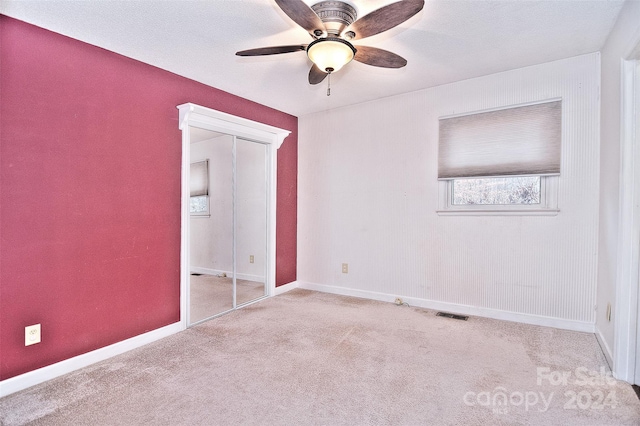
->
left=436, top=312, right=469, bottom=321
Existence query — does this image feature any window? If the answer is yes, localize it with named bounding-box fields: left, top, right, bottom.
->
left=190, top=195, right=209, bottom=214
left=190, top=159, right=209, bottom=216
left=437, top=100, right=561, bottom=215
left=452, top=176, right=540, bottom=205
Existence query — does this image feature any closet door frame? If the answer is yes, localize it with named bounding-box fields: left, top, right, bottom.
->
left=177, top=103, right=290, bottom=329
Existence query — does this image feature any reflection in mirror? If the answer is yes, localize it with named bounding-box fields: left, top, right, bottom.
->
left=235, top=138, right=267, bottom=305
left=189, top=127, right=233, bottom=324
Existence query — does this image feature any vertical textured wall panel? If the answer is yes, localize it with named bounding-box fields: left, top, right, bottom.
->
left=299, top=53, right=600, bottom=324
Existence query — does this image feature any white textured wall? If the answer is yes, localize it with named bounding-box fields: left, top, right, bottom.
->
left=597, top=0, right=640, bottom=360
left=298, top=53, right=600, bottom=330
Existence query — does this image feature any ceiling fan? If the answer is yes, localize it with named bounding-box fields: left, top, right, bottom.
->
left=236, top=0, right=425, bottom=87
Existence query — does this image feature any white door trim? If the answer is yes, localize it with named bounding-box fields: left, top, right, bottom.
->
left=613, top=58, right=640, bottom=384
left=177, top=103, right=290, bottom=329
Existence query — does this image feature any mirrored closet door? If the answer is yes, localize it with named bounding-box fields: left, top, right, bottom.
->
left=188, top=128, right=267, bottom=325
left=235, top=138, right=267, bottom=306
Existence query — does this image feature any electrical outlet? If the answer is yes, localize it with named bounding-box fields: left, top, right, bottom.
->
left=25, top=324, right=41, bottom=346
left=395, top=298, right=403, bottom=306
left=249, top=255, right=254, bottom=264
left=342, top=263, right=348, bottom=273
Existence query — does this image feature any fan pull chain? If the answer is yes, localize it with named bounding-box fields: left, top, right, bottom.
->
left=327, top=71, right=331, bottom=97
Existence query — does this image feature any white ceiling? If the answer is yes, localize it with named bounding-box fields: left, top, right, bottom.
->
left=0, top=0, right=625, bottom=117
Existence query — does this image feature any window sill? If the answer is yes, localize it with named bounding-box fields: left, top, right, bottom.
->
left=436, top=209, right=560, bottom=216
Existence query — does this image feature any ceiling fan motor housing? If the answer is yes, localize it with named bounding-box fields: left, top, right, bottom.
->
left=311, top=1, right=357, bottom=36
left=237, top=0, right=423, bottom=85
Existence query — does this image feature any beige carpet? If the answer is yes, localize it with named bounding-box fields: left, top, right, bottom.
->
left=2, top=289, right=640, bottom=425
left=189, top=274, right=265, bottom=323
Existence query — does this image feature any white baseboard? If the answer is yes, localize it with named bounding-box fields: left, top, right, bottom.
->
left=1, top=280, right=297, bottom=398
left=190, top=266, right=262, bottom=282
left=0, top=322, right=183, bottom=398
left=274, top=280, right=299, bottom=296
left=190, top=266, right=226, bottom=276
left=189, top=266, right=265, bottom=282
left=1, top=282, right=598, bottom=398
left=298, top=281, right=596, bottom=333
left=595, top=326, right=614, bottom=370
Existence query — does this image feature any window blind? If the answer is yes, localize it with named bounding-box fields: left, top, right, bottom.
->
left=438, top=100, right=562, bottom=179
left=190, top=160, right=209, bottom=197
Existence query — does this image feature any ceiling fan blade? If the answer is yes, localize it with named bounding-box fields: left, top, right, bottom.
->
left=346, top=0, right=424, bottom=40
left=308, top=64, right=328, bottom=85
left=236, top=45, right=307, bottom=56
left=354, top=46, right=408, bottom=68
left=275, top=0, right=326, bottom=37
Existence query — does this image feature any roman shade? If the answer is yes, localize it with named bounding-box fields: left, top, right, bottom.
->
left=438, top=100, right=562, bottom=179
left=190, top=160, right=209, bottom=196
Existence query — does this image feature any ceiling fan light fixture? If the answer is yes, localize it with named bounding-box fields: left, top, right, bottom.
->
left=307, top=38, right=356, bottom=73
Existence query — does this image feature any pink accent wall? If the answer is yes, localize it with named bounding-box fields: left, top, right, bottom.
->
left=0, top=15, right=297, bottom=381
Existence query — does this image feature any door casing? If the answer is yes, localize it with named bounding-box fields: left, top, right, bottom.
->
left=177, top=103, right=290, bottom=329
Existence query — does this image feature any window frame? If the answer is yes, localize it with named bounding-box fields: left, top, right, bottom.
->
left=437, top=175, right=559, bottom=216
left=190, top=194, right=210, bottom=217
left=190, top=159, right=210, bottom=217
left=436, top=99, right=562, bottom=217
